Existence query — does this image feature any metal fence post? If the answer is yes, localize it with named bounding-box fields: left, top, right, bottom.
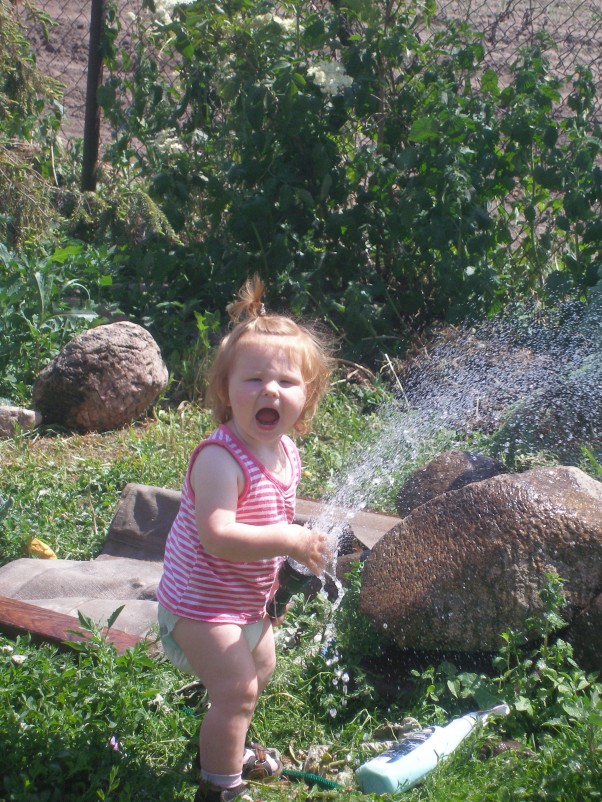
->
left=81, top=0, right=106, bottom=192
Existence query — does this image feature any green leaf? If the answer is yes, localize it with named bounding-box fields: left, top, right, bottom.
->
left=106, top=605, right=125, bottom=630
left=50, top=244, right=84, bottom=264
left=77, top=611, right=95, bottom=632
left=481, top=68, right=499, bottom=94
left=48, top=310, right=99, bottom=322
left=296, top=189, right=315, bottom=208
left=302, top=17, right=326, bottom=49
left=408, top=117, right=439, bottom=143
left=396, top=147, right=419, bottom=169
left=514, top=696, right=534, bottom=714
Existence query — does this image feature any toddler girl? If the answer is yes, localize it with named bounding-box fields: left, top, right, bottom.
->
left=156, top=275, right=333, bottom=802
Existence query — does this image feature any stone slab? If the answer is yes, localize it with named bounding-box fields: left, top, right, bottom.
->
left=0, top=485, right=399, bottom=650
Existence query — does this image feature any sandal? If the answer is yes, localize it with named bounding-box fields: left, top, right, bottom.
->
left=242, top=742, right=283, bottom=781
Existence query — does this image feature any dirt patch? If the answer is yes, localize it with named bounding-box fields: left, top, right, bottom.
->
left=15, top=0, right=94, bottom=141
left=14, top=0, right=142, bottom=143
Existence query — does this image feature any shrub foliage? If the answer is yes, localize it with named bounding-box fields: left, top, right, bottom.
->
left=94, top=0, right=602, bottom=356
left=0, top=0, right=600, bottom=392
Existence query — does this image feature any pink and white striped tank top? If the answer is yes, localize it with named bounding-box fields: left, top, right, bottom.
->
left=156, top=424, right=301, bottom=624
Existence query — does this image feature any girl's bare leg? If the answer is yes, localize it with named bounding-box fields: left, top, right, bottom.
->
left=252, top=617, right=276, bottom=697
left=172, top=618, right=275, bottom=776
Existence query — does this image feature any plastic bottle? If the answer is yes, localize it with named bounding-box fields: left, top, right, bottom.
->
left=355, top=703, right=510, bottom=795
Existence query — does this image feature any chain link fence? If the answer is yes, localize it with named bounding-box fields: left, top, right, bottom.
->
left=436, top=1, right=601, bottom=105
left=15, top=0, right=602, bottom=151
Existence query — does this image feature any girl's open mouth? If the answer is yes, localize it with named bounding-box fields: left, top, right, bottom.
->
left=256, top=408, right=279, bottom=427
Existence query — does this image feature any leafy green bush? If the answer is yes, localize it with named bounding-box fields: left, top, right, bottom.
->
left=91, top=0, right=602, bottom=360
left=0, top=624, right=196, bottom=802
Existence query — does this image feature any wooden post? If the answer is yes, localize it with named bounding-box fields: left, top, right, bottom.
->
left=81, top=0, right=106, bottom=192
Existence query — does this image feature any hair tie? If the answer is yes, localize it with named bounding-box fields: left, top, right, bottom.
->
left=257, top=303, right=267, bottom=316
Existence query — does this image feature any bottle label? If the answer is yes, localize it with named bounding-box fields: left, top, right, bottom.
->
left=379, top=728, right=437, bottom=762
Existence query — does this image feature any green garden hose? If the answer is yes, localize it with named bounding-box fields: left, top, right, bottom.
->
left=282, top=768, right=344, bottom=790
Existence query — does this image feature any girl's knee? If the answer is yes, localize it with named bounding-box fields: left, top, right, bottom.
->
left=214, top=677, right=260, bottom=716
left=240, top=680, right=261, bottom=714
left=254, top=620, right=277, bottom=690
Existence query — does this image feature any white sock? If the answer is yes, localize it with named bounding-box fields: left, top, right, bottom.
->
left=201, top=770, right=242, bottom=789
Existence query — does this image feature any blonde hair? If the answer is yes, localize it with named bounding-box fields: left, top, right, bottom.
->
left=206, top=275, right=334, bottom=434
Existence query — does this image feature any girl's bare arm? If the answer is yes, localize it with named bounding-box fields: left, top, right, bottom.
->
left=191, top=445, right=327, bottom=575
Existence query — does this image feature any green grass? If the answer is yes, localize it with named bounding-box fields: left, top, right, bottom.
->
left=0, top=388, right=601, bottom=802
left=0, top=408, right=213, bottom=563
left=2, top=589, right=600, bottom=802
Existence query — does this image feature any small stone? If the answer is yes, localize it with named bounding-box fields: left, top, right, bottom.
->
left=0, top=406, right=42, bottom=438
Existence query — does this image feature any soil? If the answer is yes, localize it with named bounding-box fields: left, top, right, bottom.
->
left=14, top=0, right=142, bottom=143
left=14, top=0, right=602, bottom=147
left=15, top=0, right=95, bottom=141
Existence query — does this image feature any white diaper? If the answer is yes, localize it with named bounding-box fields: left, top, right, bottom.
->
left=157, top=603, right=194, bottom=673
left=157, top=604, right=266, bottom=674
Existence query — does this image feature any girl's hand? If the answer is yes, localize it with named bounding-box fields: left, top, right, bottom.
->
left=291, top=525, right=329, bottom=576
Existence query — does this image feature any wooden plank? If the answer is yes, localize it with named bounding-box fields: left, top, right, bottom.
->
left=295, top=497, right=400, bottom=550
left=0, top=595, right=141, bottom=655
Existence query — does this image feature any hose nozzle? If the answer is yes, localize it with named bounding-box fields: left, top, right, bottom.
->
left=266, top=558, right=315, bottom=619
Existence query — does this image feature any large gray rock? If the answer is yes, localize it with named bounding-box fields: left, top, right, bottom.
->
left=32, top=322, right=168, bottom=432
left=360, top=466, right=602, bottom=670
left=396, top=450, right=507, bottom=518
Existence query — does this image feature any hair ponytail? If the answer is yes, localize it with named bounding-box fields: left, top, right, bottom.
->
left=226, top=274, right=267, bottom=323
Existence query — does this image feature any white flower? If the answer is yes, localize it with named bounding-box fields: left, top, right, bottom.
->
left=251, top=13, right=269, bottom=26
left=152, top=129, right=185, bottom=155
left=308, top=61, right=353, bottom=95
left=154, top=0, right=195, bottom=25
left=250, top=14, right=297, bottom=34
left=271, top=15, right=297, bottom=34
left=12, top=654, right=28, bottom=665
